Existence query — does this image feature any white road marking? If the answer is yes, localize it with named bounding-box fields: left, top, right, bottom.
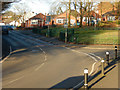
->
left=66, top=47, right=98, bottom=62
left=0, top=46, right=12, bottom=63
left=34, top=47, right=47, bottom=71
left=89, top=53, right=101, bottom=60
left=35, top=63, right=45, bottom=71
left=39, top=48, right=47, bottom=62
left=0, top=47, right=27, bottom=63
left=8, top=76, right=24, bottom=84
left=65, top=47, right=100, bottom=89
left=89, top=62, right=97, bottom=75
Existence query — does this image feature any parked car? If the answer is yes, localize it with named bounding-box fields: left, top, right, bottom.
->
left=0, top=26, right=9, bottom=35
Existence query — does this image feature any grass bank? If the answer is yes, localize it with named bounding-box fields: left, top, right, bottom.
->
left=32, top=26, right=119, bottom=45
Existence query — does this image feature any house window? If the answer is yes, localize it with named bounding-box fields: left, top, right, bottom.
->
left=31, top=20, right=38, bottom=25
left=56, top=19, right=63, bottom=23
left=58, top=20, right=62, bottom=23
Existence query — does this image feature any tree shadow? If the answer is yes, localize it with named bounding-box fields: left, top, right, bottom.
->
left=49, top=76, right=84, bottom=89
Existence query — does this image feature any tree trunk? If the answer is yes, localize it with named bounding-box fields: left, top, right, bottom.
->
left=80, top=15, right=83, bottom=27
left=79, top=2, right=83, bottom=27
left=75, top=0, right=77, bottom=26
left=68, top=0, right=71, bottom=27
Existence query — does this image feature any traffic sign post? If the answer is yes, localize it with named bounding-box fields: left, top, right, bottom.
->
left=46, top=16, right=51, bottom=37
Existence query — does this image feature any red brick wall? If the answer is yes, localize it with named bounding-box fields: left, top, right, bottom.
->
left=25, top=13, right=46, bottom=28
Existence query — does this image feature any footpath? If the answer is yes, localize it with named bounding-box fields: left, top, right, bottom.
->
left=19, top=30, right=119, bottom=89
left=88, top=59, right=119, bottom=89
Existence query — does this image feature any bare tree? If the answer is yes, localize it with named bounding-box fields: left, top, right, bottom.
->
left=12, top=3, right=31, bottom=25
left=78, top=0, right=88, bottom=27
left=87, top=0, right=93, bottom=26
left=68, top=0, right=71, bottom=27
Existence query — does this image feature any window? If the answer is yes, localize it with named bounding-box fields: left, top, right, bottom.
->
left=31, top=20, right=38, bottom=25
left=58, top=20, right=62, bottom=23
left=56, top=19, right=63, bottom=23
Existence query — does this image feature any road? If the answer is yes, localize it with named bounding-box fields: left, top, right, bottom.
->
left=2, top=30, right=116, bottom=88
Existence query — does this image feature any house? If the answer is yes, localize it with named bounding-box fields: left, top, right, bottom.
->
left=97, top=2, right=117, bottom=16
left=48, top=10, right=101, bottom=26
left=77, top=10, right=101, bottom=25
left=51, top=10, right=79, bottom=26
left=25, top=13, right=46, bottom=28
left=102, top=10, right=120, bottom=21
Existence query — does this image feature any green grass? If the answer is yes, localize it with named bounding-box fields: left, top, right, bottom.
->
left=32, top=26, right=119, bottom=45
left=74, top=30, right=118, bottom=45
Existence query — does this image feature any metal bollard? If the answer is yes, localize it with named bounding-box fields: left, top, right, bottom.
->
left=115, top=46, right=117, bottom=59
left=84, top=68, right=88, bottom=89
left=101, top=60, right=105, bottom=76
left=106, top=52, right=109, bottom=65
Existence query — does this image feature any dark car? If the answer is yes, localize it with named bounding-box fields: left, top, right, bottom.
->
left=6, top=25, right=14, bottom=30
left=0, top=26, right=9, bottom=35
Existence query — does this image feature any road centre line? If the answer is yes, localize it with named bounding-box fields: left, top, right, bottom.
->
left=35, top=63, right=45, bottom=71
left=65, top=47, right=100, bottom=89
left=34, top=47, right=47, bottom=71
left=6, top=76, right=24, bottom=85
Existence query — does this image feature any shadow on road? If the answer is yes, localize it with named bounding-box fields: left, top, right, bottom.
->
left=50, top=76, right=84, bottom=89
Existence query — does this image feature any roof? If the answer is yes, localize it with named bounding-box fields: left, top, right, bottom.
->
left=29, top=13, right=45, bottom=20
left=103, top=10, right=120, bottom=16
left=97, top=2, right=117, bottom=15
left=83, top=11, right=101, bottom=18
left=54, top=10, right=78, bottom=19
left=70, top=10, right=80, bottom=17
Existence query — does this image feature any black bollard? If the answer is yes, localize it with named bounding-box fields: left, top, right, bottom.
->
left=106, top=52, right=109, bottom=65
left=115, top=46, right=117, bottom=59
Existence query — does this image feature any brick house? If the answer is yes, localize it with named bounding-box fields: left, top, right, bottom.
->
left=25, top=13, right=46, bottom=28
left=102, top=10, right=120, bottom=21
left=49, top=10, right=101, bottom=26
left=51, top=10, right=79, bottom=26
left=97, top=2, right=117, bottom=21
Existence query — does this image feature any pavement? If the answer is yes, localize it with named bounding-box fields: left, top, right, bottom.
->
left=87, top=59, right=119, bottom=89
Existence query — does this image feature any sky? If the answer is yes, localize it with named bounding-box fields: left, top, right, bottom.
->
left=7, top=0, right=115, bottom=15
left=9, top=0, right=56, bottom=14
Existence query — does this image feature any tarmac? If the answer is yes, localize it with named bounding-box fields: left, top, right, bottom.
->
left=19, top=30, right=120, bottom=89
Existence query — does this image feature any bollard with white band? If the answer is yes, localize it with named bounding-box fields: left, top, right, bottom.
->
left=84, top=68, right=88, bottom=89
left=101, top=59, right=105, bottom=76
left=115, top=46, right=117, bottom=59
left=106, top=52, right=109, bottom=65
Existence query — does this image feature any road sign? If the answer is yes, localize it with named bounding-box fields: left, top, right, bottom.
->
left=46, top=16, right=51, bottom=22
left=64, top=24, right=68, bottom=28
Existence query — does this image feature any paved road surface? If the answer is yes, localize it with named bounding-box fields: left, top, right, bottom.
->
left=2, top=30, right=116, bottom=88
